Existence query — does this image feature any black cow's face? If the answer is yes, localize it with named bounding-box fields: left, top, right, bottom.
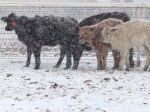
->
left=1, top=13, right=17, bottom=31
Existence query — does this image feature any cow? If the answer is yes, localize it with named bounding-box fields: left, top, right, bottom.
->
left=1, top=13, right=89, bottom=70
left=79, top=18, right=123, bottom=70
left=78, top=12, right=134, bottom=69
left=100, top=19, right=150, bottom=71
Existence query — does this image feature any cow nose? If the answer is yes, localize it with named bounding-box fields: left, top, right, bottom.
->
left=100, top=38, right=104, bottom=42
left=5, top=26, right=10, bottom=31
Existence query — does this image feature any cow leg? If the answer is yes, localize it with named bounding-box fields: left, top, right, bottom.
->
left=33, top=46, right=41, bottom=70
left=129, top=48, right=134, bottom=68
left=101, top=50, right=108, bottom=70
left=72, top=47, right=83, bottom=70
left=112, top=50, right=120, bottom=69
left=125, top=50, right=130, bottom=71
left=65, top=46, right=72, bottom=69
left=136, top=47, right=140, bottom=67
left=96, top=52, right=102, bottom=70
left=24, top=45, right=32, bottom=67
left=54, top=45, right=66, bottom=68
left=118, top=51, right=126, bottom=70
left=101, top=56, right=107, bottom=70
left=143, top=45, right=150, bottom=71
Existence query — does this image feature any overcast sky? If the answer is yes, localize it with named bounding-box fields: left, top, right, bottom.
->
left=0, top=0, right=150, bottom=3
left=98, top=0, right=150, bottom=2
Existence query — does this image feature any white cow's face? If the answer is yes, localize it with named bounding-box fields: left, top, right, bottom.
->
left=100, top=26, right=117, bottom=43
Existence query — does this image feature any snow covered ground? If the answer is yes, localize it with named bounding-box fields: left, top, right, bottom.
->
left=0, top=58, right=150, bottom=112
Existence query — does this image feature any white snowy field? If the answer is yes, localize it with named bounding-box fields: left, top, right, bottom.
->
left=0, top=58, right=150, bottom=112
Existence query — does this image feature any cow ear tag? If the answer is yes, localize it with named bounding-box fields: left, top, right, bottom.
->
left=12, top=21, right=17, bottom=26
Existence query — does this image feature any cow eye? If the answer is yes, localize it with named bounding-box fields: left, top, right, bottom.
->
left=106, top=32, right=109, bottom=35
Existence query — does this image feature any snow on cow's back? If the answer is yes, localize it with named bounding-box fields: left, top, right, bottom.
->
left=101, top=19, right=150, bottom=51
left=110, top=19, right=150, bottom=41
left=78, top=12, right=130, bottom=27
left=116, top=19, right=150, bottom=33
left=32, top=15, right=78, bottom=30
left=97, top=18, right=123, bottom=28
left=54, top=16, right=78, bottom=29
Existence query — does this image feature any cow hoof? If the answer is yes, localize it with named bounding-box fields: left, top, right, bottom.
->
left=97, top=66, right=103, bottom=70
left=23, top=65, right=29, bottom=67
left=97, top=68, right=105, bottom=70
left=53, top=65, right=59, bottom=68
left=99, top=67, right=106, bottom=70
left=130, top=64, right=134, bottom=68
left=118, top=68, right=123, bottom=71
left=112, top=67, right=118, bottom=70
left=112, top=66, right=118, bottom=70
left=72, top=67, right=77, bottom=70
left=64, top=66, right=71, bottom=70
left=101, top=68, right=106, bottom=70
left=143, top=68, right=147, bottom=71
left=125, top=69, right=129, bottom=71
left=97, top=68, right=101, bottom=70
left=34, top=67, right=40, bottom=70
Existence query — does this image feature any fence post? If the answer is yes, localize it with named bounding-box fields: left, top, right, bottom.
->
left=136, top=7, right=141, bottom=66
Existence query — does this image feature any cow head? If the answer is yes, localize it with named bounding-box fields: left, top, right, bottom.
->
left=100, top=26, right=118, bottom=43
left=79, top=25, right=98, bottom=44
left=1, top=13, right=17, bottom=31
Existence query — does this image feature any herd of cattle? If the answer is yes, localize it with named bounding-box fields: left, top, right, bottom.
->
left=1, top=11, right=149, bottom=71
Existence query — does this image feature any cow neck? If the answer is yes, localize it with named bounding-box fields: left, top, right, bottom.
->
left=90, top=37, right=99, bottom=50
left=92, top=29, right=99, bottom=45
left=93, top=36, right=99, bottom=44
left=14, top=20, right=23, bottom=36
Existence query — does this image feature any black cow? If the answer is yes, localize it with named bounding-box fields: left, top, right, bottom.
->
left=78, top=12, right=134, bottom=69
left=1, top=13, right=90, bottom=69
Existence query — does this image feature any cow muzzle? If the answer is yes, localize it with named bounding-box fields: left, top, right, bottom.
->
left=100, top=37, right=105, bottom=42
left=5, top=26, right=13, bottom=31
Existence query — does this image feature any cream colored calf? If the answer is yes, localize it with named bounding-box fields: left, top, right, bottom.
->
left=100, top=19, right=150, bottom=71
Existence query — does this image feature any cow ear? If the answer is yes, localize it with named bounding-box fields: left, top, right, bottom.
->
left=1, top=17, right=8, bottom=22
left=76, top=26, right=80, bottom=32
left=20, top=16, right=28, bottom=25
left=90, top=27, right=95, bottom=32
left=111, top=27, right=117, bottom=32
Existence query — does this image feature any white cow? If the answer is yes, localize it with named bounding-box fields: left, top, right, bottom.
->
left=100, top=19, right=150, bottom=71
